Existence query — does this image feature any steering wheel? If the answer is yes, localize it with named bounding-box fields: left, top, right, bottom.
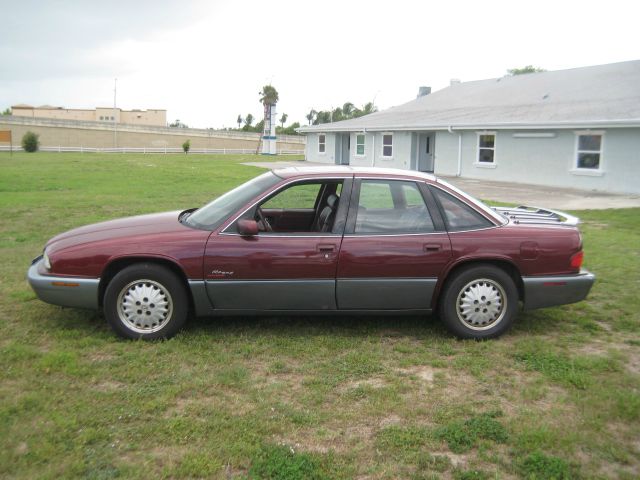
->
left=256, top=207, right=273, bottom=232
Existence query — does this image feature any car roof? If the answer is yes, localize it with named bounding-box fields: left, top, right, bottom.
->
left=272, top=165, right=437, bottom=181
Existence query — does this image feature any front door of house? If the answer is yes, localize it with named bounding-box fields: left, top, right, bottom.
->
left=418, top=134, right=435, bottom=172
left=336, top=134, right=350, bottom=165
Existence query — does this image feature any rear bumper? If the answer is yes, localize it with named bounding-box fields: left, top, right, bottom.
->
left=522, top=269, right=595, bottom=310
left=27, top=257, right=100, bottom=309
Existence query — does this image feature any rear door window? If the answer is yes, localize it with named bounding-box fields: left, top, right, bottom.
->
left=354, top=180, right=435, bottom=233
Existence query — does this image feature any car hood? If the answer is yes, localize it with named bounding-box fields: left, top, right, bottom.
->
left=46, top=210, right=192, bottom=251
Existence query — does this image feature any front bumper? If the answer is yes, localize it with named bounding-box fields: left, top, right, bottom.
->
left=27, top=257, right=100, bottom=309
left=522, top=269, right=595, bottom=310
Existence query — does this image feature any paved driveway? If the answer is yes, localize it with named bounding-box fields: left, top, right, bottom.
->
left=439, top=176, right=640, bottom=210
left=243, top=161, right=640, bottom=210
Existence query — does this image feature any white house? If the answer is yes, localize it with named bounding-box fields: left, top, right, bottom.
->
left=298, top=60, right=640, bottom=194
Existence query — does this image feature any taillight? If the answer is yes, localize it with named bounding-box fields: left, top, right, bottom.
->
left=570, top=251, right=584, bottom=269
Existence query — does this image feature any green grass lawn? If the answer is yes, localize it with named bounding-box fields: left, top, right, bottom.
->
left=1, top=152, right=639, bottom=479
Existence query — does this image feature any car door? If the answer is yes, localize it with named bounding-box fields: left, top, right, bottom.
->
left=336, top=178, right=452, bottom=310
left=202, top=177, right=352, bottom=311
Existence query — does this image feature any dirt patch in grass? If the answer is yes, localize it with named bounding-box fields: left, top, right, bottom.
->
left=93, top=380, right=126, bottom=392
left=88, top=352, right=116, bottom=363
left=379, top=414, right=402, bottom=427
left=274, top=421, right=377, bottom=455
left=341, top=376, right=388, bottom=392
left=396, top=365, right=438, bottom=383
left=165, top=391, right=256, bottom=418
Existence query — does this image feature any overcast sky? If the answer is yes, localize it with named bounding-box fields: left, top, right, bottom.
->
left=1, top=0, right=638, bottom=129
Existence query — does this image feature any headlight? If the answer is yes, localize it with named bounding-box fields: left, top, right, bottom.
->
left=43, top=251, right=51, bottom=270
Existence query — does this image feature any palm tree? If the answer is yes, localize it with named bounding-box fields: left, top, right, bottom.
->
left=279, top=113, right=288, bottom=128
left=245, top=113, right=254, bottom=127
left=236, top=114, right=242, bottom=129
left=362, top=102, right=377, bottom=115
left=259, top=85, right=279, bottom=105
left=306, top=109, right=317, bottom=125
left=342, top=102, right=355, bottom=118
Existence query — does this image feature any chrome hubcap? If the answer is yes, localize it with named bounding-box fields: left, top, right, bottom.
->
left=456, top=278, right=507, bottom=330
left=116, top=279, right=173, bottom=333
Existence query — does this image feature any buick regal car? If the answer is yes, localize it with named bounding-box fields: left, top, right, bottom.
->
left=28, top=167, right=595, bottom=340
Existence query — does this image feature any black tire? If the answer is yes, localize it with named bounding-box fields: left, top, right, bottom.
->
left=104, top=263, right=188, bottom=340
left=439, top=264, right=518, bottom=339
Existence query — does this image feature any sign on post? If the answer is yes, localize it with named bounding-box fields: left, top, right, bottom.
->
left=0, top=130, right=12, bottom=155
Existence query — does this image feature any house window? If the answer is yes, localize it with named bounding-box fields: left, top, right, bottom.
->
left=382, top=134, right=393, bottom=157
left=318, top=134, right=326, bottom=153
left=356, top=134, right=365, bottom=155
left=99, top=116, right=104, bottom=120
left=477, top=133, right=496, bottom=163
left=576, top=132, right=603, bottom=170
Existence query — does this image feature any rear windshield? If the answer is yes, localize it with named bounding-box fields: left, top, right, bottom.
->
left=184, top=172, right=281, bottom=230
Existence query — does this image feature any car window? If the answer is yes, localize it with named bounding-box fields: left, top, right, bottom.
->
left=262, top=183, right=322, bottom=209
left=354, top=180, right=435, bottom=234
left=431, top=187, right=492, bottom=231
left=185, top=172, right=281, bottom=229
left=357, top=181, right=395, bottom=209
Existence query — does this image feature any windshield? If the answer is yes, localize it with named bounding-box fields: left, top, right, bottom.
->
left=184, top=172, right=281, bottom=230
left=435, top=178, right=507, bottom=225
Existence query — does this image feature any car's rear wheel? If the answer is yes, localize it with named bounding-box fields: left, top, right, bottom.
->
left=439, top=264, right=518, bottom=339
left=104, top=263, right=188, bottom=339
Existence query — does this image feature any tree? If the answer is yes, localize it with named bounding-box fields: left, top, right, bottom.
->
left=306, top=109, right=317, bottom=125
left=342, top=102, right=355, bottom=117
left=242, top=113, right=254, bottom=132
left=1, top=107, right=10, bottom=116
left=259, top=85, right=279, bottom=105
left=314, top=111, right=331, bottom=125
left=362, top=102, right=377, bottom=115
left=182, top=139, right=191, bottom=154
left=254, top=119, right=265, bottom=133
left=236, top=114, right=242, bottom=129
left=331, top=107, right=343, bottom=122
left=278, top=121, right=300, bottom=135
left=22, top=131, right=39, bottom=152
left=279, top=113, right=288, bottom=128
left=169, top=119, right=188, bottom=128
left=507, top=65, right=546, bottom=75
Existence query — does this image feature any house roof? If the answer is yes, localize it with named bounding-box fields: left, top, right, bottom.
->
left=298, top=60, right=640, bottom=133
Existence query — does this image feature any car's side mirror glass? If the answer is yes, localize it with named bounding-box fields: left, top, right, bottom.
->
left=237, top=219, right=259, bottom=236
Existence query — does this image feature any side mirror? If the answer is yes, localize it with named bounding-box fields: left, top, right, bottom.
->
left=237, top=219, right=259, bottom=236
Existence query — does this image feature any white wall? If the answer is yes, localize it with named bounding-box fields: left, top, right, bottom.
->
left=305, top=128, right=640, bottom=194
left=306, top=131, right=412, bottom=169
left=434, top=128, right=640, bottom=194
left=305, top=132, right=336, bottom=164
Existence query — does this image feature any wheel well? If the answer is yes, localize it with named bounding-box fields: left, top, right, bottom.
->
left=434, top=259, right=524, bottom=309
left=98, top=257, right=195, bottom=314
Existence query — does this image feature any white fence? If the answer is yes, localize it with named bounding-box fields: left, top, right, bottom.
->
left=0, top=145, right=305, bottom=155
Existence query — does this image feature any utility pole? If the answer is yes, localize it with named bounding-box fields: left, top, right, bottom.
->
left=113, top=78, right=118, bottom=148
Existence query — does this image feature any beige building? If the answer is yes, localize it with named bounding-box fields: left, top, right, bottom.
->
left=11, top=104, right=166, bottom=127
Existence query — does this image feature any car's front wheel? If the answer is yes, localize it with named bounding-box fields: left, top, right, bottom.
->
left=104, top=263, right=188, bottom=339
left=439, top=264, right=518, bottom=339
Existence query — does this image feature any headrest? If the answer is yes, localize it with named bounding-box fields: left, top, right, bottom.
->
left=326, top=194, right=339, bottom=208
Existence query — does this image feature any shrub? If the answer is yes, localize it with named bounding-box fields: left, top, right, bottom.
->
left=182, top=140, right=191, bottom=154
left=22, top=131, right=39, bottom=152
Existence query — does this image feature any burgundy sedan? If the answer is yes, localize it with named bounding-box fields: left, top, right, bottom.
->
left=28, top=167, right=594, bottom=340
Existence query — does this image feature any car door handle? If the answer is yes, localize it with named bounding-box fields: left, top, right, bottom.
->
left=317, top=244, right=336, bottom=253
left=424, top=243, right=441, bottom=252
